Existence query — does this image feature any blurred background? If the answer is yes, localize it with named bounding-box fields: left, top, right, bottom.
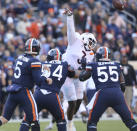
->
left=0, top=0, right=137, bottom=124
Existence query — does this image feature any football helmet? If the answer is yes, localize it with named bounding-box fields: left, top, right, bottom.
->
left=47, top=48, right=62, bottom=61
left=81, top=32, right=97, bottom=51
left=25, top=38, right=41, bottom=55
left=96, top=47, right=111, bottom=61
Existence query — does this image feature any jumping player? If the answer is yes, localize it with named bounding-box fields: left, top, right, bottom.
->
left=79, top=46, right=137, bottom=131
left=62, top=8, right=97, bottom=131
left=34, top=48, right=80, bottom=131
left=0, top=38, right=52, bottom=131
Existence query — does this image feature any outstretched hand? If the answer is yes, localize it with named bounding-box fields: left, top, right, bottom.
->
left=63, top=8, right=73, bottom=16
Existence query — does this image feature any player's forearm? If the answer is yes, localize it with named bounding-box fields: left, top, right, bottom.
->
left=67, top=15, right=76, bottom=44
left=74, top=70, right=81, bottom=78
left=79, top=70, right=91, bottom=81
left=32, top=69, right=43, bottom=86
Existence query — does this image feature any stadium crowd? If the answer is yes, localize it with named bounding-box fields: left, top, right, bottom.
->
left=0, top=0, right=137, bottom=119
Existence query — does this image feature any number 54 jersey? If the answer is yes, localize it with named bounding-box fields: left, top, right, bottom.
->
left=86, top=61, right=122, bottom=90
left=40, top=60, right=69, bottom=94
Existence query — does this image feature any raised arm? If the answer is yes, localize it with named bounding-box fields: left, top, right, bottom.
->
left=64, top=8, right=77, bottom=45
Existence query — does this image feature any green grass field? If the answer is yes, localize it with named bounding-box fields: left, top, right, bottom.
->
left=0, top=120, right=129, bottom=131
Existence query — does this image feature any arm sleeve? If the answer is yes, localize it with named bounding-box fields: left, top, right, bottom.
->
left=79, top=63, right=92, bottom=81
left=67, top=64, right=75, bottom=78
left=32, top=68, right=43, bottom=86
left=68, top=70, right=75, bottom=78
left=79, top=70, right=91, bottom=81
left=67, top=15, right=77, bottom=45
left=30, top=60, right=46, bottom=86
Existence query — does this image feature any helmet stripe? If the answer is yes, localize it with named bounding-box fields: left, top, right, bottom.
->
left=28, top=38, right=32, bottom=52
left=104, top=47, right=107, bottom=58
left=105, top=47, right=108, bottom=58
left=30, top=38, right=33, bottom=52
left=56, top=49, right=59, bottom=60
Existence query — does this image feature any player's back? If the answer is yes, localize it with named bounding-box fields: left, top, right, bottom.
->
left=12, top=54, right=41, bottom=89
left=40, top=60, right=69, bottom=94
left=88, top=61, right=121, bottom=90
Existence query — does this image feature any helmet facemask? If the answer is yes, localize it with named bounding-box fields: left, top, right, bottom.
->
left=81, top=33, right=97, bottom=51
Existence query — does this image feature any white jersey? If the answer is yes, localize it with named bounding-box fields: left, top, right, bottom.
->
left=61, top=15, right=95, bottom=101
left=63, top=15, right=94, bottom=69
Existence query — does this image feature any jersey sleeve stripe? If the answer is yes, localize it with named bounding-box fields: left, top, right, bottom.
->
left=56, top=49, right=59, bottom=60
left=31, top=62, right=41, bottom=65
left=86, top=66, right=92, bottom=69
left=31, top=65, right=41, bottom=68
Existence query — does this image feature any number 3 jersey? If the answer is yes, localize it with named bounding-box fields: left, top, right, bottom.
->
left=40, top=60, right=69, bottom=94
left=12, top=54, right=42, bottom=89
left=86, top=61, right=122, bottom=90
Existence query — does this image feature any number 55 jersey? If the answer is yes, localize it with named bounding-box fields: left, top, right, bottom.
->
left=86, top=61, right=122, bottom=90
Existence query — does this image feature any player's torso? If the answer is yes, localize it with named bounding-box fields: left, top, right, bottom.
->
left=12, top=54, right=36, bottom=89
left=91, top=62, right=121, bottom=90
left=41, top=60, right=68, bottom=93
left=64, top=39, right=94, bottom=69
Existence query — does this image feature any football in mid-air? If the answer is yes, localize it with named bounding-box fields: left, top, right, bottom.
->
left=112, top=0, right=127, bottom=10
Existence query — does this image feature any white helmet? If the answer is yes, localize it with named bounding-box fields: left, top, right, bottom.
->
left=81, top=32, right=97, bottom=51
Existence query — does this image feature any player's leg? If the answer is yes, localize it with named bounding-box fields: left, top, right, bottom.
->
left=0, top=93, right=17, bottom=126
left=86, top=77, right=96, bottom=103
left=74, top=79, right=84, bottom=115
left=43, top=93, right=66, bottom=131
left=61, top=78, right=77, bottom=131
left=112, top=91, right=137, bottom=131
left=74, top=99, right=82, bottom=115
left=45, top=116, right=55, bottom=130
left=20, top=89, right=39, bottom=131
left=62, top=78, right=77, bottom=120
left=86, top=89, right=96, bottom=103
left=87, top=90, right=108, bottom=131
left=67, top=100, right=76, bottom=120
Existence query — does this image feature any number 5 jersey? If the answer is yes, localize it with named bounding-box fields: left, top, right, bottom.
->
left=12, top=54, right=42, bottom=90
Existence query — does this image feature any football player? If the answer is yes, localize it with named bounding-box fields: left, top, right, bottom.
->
left=61, top=8, right=97, bottom=131
left=0, top=38, right=52, bottom=131
left=21, top=48, right=81, bottom=131
left=79, top=47, right=137, bottom=131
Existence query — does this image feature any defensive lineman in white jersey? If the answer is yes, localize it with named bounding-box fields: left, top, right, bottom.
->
left=61, top=8, right=97, bottom=131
